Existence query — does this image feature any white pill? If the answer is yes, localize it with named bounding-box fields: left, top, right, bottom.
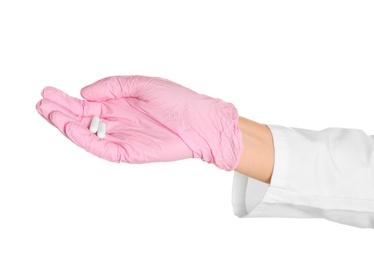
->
left=90, top=116, right=100, bottom=133
left=97, top=122, right=107, bottom=139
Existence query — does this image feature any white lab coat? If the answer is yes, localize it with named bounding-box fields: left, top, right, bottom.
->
left=232, top=124, right=374, bottom=228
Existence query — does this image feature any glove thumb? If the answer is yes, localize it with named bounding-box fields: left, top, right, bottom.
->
left=81, top=75, right=159, bottom=101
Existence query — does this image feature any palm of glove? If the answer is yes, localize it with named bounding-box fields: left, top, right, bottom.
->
left=36, top=76, right=242, bottom=170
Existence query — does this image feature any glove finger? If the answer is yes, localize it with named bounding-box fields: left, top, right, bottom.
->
left=49, top=111, right=114, bottom=160
left=42, top=86, right=102, bottom=117
left=36, top=99, right=80, bottom=125
left=64, top=121, right=128, bottom=163
left=48, top=110, right=81, bottom=137
left=80, top=75, right=178, bottom=101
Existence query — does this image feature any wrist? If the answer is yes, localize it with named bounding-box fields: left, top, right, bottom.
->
left=234, top=116, right=274, bottom=184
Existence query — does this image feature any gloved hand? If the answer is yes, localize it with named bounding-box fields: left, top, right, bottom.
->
left=36, top=76, right=243, bottom=171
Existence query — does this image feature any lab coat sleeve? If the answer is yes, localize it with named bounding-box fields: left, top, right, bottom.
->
left=232, top=124, right=374, bottom=228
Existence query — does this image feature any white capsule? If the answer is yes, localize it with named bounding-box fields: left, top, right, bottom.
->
left=90, top=116, right=100, bottom=133
left=97, top=122, right=107, bottom=139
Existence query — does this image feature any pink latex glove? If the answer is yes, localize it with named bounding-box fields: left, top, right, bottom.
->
left=36, top=76, right=243, bottom=171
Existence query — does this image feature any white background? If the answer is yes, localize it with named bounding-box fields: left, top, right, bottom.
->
left=1, top=0, right=373, bottom=259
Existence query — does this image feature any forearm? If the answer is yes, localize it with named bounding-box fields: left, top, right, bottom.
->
left=234, top=116, right=274, bottom=184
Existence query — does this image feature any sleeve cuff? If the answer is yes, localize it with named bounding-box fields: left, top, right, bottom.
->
left=232, top=124, right=374, bottom=228
left=232, top=124, right=320, bottom=219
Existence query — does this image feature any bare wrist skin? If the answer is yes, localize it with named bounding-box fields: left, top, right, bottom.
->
left=234, top=116, right=274, bottom=184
